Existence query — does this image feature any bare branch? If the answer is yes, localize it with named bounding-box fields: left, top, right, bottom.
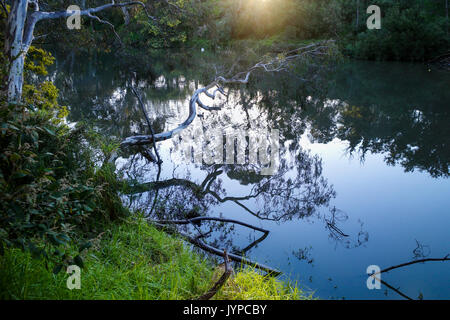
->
left=376, top=256, right=450, bottom=275
left=121, top=40, right=336, bottom=147
left=196, top=250, right=232, bottom=300
left=131, top=87, right=162, bottom=164
left=86, top=12, right=123, bottom=44
left=149, top=216, right=269, bottom=234
left=367, top=255, right=450, bottom=300
left=370, top=275, right=414, bottom=300
left=33, top=1, right=156, bottom=22
left=151, top=222, right=282, bottom=276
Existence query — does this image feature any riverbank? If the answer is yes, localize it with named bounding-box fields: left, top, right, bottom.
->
left=0, top=215, right=314, bottom=300
left=0, top=38, right=317, bottom=300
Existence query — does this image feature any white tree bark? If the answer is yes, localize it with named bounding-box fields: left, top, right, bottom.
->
left=4, top=0, right=153, bottom=103
left=5, top=0, right=28, bottom=103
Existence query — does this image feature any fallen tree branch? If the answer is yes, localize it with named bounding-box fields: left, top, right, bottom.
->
left=196, top=250, right=232, bottom=300
left=121, top=40, right=336, bottom=147
left=150, top=221, right=282, bottom=276
left=376, top=255, right=450, bottom=275
left=370, top=275, right=414, bottom=300
left=239, top=231, right=269, bottom=255
left=150, top=216, right=269, bottom=234
left=368, top=254, right=450, bottom=300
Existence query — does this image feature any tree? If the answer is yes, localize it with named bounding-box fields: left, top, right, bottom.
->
left=3, top=0, right=153, bottom=103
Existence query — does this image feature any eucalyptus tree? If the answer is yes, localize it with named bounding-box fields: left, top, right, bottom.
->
left=3, top=0, right=157, bottom=103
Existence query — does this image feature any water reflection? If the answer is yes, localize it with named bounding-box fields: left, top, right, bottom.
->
left=46, top=49, right=449, bottom=298
left=50, top=51, right=450, bottom=178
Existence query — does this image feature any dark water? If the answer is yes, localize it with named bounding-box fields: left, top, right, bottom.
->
left=48, top=49, right=450, bottom=300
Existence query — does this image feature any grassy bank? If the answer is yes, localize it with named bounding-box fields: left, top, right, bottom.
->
left=0, top=216, right=313, bottom=300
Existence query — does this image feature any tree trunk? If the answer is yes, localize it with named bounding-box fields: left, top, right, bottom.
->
left=121, top=6, right=130, bottom=25
left=5, top=0, right=28, bottom=103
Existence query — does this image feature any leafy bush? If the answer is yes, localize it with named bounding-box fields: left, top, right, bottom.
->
left=350, top=3, right=449, bottom=61
left=0, top=46, right=128, bottom=272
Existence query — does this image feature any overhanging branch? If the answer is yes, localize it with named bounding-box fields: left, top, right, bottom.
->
left=120, top=40, right=336, bottom=147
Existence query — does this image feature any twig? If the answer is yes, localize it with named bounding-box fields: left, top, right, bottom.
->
left=370, top=275, right=414, bottom=300
left=376, top=255, right=450, bottom=275
left=131, top=87, right=162, bottom=164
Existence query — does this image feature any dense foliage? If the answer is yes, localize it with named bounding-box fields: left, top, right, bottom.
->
left=222, top=0, right=449, bottom=61
left=349, top=0, right=449, bottom=61
left=32, top=0, right=448, bottom=61
left=0, top=38, right=128, bottom=272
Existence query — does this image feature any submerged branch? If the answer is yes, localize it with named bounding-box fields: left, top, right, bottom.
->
left=150, top=222, right=282, bottom=276
left=368, top=255, right=450, bottom=300
left=150, top=216, right=269, bottom=234
left=377, top=255, right=450, bottom=275
left=196, top=250, right=232, bottom=300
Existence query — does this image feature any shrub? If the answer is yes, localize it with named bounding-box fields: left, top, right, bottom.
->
left=0, top=46, right=128, bottom=272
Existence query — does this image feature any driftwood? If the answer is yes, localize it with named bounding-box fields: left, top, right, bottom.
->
left=196, top=250, right=233, bottom=300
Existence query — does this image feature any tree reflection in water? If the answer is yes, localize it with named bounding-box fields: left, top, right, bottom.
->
left=47, top=49, right=449, bottom=280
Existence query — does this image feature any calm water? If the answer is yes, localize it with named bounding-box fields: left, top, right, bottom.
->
left=48, top=49, right=450, bottom=299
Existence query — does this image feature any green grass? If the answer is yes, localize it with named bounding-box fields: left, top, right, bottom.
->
left=214, top=267, right=315, bottom=300
left=0, top=216, right=313, bottom=300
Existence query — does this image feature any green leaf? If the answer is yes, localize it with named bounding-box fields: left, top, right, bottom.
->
left=43, top=127, right=56, bottom=136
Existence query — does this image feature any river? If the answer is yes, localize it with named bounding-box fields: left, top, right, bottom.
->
left=47, top=48, right=450, bottom=300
